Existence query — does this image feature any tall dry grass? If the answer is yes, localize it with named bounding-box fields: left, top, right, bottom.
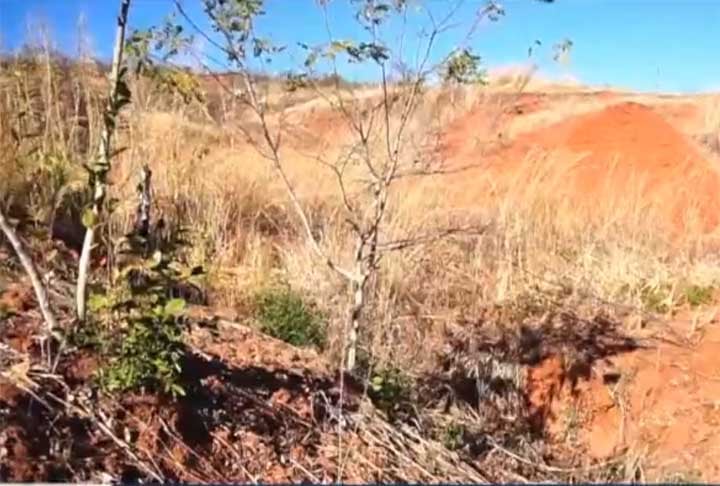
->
left=3, top=46, right=720, bottom=375
left=114, top=88, right=720, bottom=373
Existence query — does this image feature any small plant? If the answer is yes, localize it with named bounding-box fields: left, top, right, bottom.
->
left=443, top=48, right=487, bottom=84
left=561, top=404, right=582, bottom=444
left=663, top=469, right=702, bottom=484
left=99, top=295, right=186, bottom=397
left=89, top=233, right=201, bottom=397
left=441, top=421, right=466, bottom=451
left=67, top=316, right=105, bottom=350
left=682, top=283, right=714, bottom=308
left=639, top=283, right=672, bottom=314
left=368, top=365, right=413, bottom=419
left=0, top=303, right=13, bottom=320
left=254, top=286, right=325, bottom=349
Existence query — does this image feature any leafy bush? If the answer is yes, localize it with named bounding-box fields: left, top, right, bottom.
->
left=85, top=239, right=201, bottom=398
left=682, top=284, right=714, bottom=308
left=639, top=283, right=672, bottom=314
left=254, top=287, right=325, bottom=348
left=368, top=365, right=413, bottom=419
left=99, top=297, right=186, bottom=397
left=441, top=422, right=466, bottom=451
left=0, top=304, right=12, bottom=320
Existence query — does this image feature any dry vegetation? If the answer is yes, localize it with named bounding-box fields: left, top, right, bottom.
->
left=2, top=17, right=720, bottom=482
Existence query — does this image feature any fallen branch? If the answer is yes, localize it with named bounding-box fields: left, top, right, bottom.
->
left=0, top=206, right=59, bottom=333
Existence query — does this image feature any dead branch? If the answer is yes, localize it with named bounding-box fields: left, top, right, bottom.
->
left=376, top=225, right=488, bottom=253
left=0, top=206, right=59, bottom=333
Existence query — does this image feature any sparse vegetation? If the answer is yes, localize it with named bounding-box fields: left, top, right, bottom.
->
left=441, top=421, right=467, bottom=451
left=81, top=231, right=197, bottom=397
left=682, top=283, right=715, bottom=307
left=3, top=0, right=720, bottom=482
left=254, top=286, right=326, bottom=349
left=368, top=364, right=414, bottom=417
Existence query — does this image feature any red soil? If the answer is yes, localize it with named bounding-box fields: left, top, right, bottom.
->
left=442, top=101, right=720, bottom=233
left=444, top=98, right=720, bottom=477
left=527, top=314, right=720, bottom=480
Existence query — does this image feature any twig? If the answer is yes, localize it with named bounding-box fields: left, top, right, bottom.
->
left=489, top=438, right=621, bottom=475
left=376, top=225, right=487, bottom=252
left=42, top=388, right=165, bottom=481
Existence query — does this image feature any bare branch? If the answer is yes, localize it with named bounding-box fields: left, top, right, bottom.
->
left=0, top=207, right=59, bottom=333
left=376, top=225, right=488, bottom=253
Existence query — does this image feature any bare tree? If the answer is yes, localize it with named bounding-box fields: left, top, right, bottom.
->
left=76, top=0, right=132, bottom=321
left=130, top=0, right=503, bottom=370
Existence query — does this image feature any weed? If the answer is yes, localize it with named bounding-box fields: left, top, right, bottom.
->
left=639, top=283, right=672, bottom=314
left=368, top=365, right=414, bottom=419
left=682, top=283, right=714, bottom=308
left=67, top=317, right=105, bottom=350
left=254, top=286, right=325, bottom=349
left=662, top=469, right=702, bottom=483
left=0, top=303, right=13, bottom=320
left=90, top=230, right=202, bottom=398
left=561, top=403, right=582, bottom=444
left=441, top=421, right=466, bottom=451
left=99, top=298, right=186, bottom=397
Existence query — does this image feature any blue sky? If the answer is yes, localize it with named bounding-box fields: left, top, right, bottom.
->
left=1, top=0, right=719, bottom=93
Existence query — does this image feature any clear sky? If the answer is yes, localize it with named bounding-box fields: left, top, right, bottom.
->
left=1, top=0, right=719, bottom=93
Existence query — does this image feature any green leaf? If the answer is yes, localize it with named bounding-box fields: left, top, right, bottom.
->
left=443, top=48, right=486, bottom=84
left=304, top=49, right=319, bottom=68
left=88, top=293, right=111, bottom=312
left=164, top=298, right=186, bottom=317
left=371, top=375, right=384, bottom=392
left=82, top=208, right=99, bottom=229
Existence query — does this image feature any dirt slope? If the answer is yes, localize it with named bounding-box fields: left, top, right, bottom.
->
left=528, top=312, right=720, bottom=481
left=442, top=101, right=720, bottom=233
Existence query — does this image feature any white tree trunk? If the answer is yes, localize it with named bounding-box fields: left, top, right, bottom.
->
left=346, top=276, right=365, bottom=371
left=76, top=0, right=131, bottom=321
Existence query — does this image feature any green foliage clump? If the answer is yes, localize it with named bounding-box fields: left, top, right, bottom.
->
left=368, top=365, right=413, bottom=419
left=639, top=283, right=672, bottom=314
left=96, top=293, right=187, bottom=398
left=682, top=283, right=714, bottom=308
left=443, top=48, right=486, bottom=84
left=441, top=421, right=466, bottom=451
left=254, top=287, right=325, bottom=349
left=0, top=303, right=13, bottom=321
left=83, top=237, right=201, bottom=398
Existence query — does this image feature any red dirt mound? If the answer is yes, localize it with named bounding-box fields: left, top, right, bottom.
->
left=439, top=92, right=546, bottom=162
left=443, top=101, right=720, bottom=233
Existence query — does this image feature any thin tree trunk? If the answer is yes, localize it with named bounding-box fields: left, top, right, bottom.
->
left=76, top=0, right=131, bottom=321
left=346, top=274, right=366, bottom=371
left=0, top=207, right=59, bottom=332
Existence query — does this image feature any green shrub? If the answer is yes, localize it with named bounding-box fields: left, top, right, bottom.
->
left=99, top=297, right=186, bottom=397
left=368, top=365, right=413, bottom=418
left=639, top=283, right=672, bottom=314
left=87, top=241, right=200, bottom=398
left=254, top=287, right=325, bottom=348
left=683, top=284, right=714, bottom=308
left=441, top=421, right=466, bottom=451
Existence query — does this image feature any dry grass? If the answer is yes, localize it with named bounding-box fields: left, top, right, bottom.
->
left=5, top=50, right=720, bottom=352
left=4, top=46, right=720, bottom=481
left=94, top=86, right=720, bottom=372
